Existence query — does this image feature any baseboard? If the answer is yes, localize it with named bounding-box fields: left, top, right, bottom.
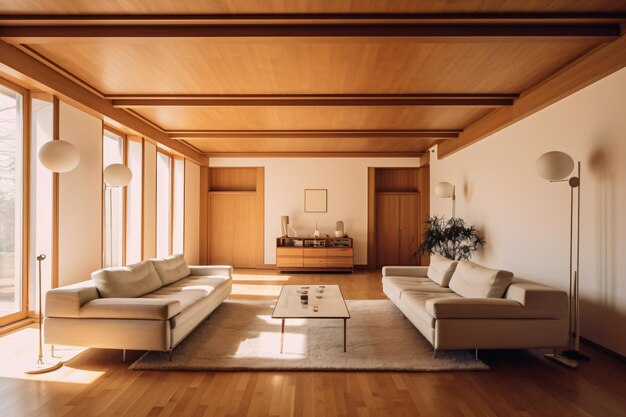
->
left=0, top=318, right=35, bottom=336
left=581, top=337, right=626, bottom=362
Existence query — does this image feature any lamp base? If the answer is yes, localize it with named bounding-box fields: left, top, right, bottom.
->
left=562, top=349, right=590, bottom=362
left=24, top=358, right=63, bottom=375
left=544, top=353, right=578, bottom=369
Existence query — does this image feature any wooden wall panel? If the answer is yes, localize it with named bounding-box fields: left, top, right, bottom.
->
left=184, top=160, right=200, bottom=265
left=417, top=166, right=430, bottom=266
left=199, top=166, right=209, bottom=264
left=208, top=193, right=234, bottom=265
left=376, top=194, right=400, bottom=268
left=142, top=141, right=157, bottom=259
left=210, top=167, right=257, bottom=191
left=399, top=194, right=419, bottom=265
left=233, top=194, right=258, bottom=268
left=375, top=168, right=419, bottom=192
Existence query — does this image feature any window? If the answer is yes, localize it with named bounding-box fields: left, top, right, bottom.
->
left=156, top=152, right=172, bottom=258
left=172, top=158, right=184, bottom=255
left=29, top=97, right=53, bottom=312
left=125, top=137, right=142, bottom=264
left=0, top=82, right=25, bottom=324
left=103, top=129, right=124, bottom=268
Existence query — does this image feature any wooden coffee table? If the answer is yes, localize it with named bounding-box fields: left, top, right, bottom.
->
left=272, top=284, right=351, bottom=353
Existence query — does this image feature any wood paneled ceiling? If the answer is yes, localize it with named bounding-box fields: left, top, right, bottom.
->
left=0, top=0, right=625, bottom=157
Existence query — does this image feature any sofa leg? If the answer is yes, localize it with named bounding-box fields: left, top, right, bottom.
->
left=122, top=349, right=126, bottom=363
left=475, top=349, right=478, bottom=361
left=433, top=349, right=437, bottom=359
left=168, top=350, right=173, bottom=361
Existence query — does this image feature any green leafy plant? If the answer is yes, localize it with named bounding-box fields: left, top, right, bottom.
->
left=417, top=216, right=485, bottom=261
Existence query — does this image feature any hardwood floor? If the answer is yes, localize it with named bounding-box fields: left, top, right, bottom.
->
left=1, top=270, right=625, bottom=417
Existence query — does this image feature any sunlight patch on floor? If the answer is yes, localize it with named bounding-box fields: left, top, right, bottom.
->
left=232, top=283, right=284, bottom=297
left=232, top=273, right=291, bottom=282
left=0, top=326, right=100, bottom=384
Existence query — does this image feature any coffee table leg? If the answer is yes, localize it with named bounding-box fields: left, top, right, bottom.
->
left=280, top=319, right=285, bottom=353
left=343, top=318, right=347, bottom=352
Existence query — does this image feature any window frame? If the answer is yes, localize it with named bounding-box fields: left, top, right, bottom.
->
left=0, top=76, right=30, bottom=327
left=102, top=124, right=127, bottom=268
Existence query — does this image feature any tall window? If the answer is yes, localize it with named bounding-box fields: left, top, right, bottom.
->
left=30, top=97, right=53, bottom=312
left=103, top=129, right=124, bottom=267
left=172, top=158, right=184, bottom=255
left=156, top=152, right=171, bottom=258
left=0, top=83, right=24, bottom=324
left=125, top=137, right=142, bottom=264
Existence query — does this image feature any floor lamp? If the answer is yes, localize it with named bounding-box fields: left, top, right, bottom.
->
left=434, top=182, right=456, bottom=218
left=25, top=139, right=80, bottom=374
left=536, top=151, right=590, bottom=369
left=103, top=163, right=132, bottom=267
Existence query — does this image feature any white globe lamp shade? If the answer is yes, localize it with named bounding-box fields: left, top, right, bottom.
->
left=536, top=151, right=574, bottom=181
left=38, top=140, right=80, bottom=173
left=434, top=181, right=455, bottom=198
left=104, top=163, right=132, bottom=187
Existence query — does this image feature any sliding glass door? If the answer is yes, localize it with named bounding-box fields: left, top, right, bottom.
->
left=0, top=82, right=25, bottom=325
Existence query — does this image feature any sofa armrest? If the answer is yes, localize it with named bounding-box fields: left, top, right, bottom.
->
left=188, top=265, right=233, bottom=277
left=45, top=280, right=100, bottom=318
left=79, top=298, right=182, bottom=320
left=382, top=266, right=428, bottom=278
left=504, top=280, right=568, bottom=320
left=425, top=298, right=531, bottom=319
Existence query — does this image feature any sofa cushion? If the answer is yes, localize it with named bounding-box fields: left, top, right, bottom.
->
left=382, top=276, right=452, bottom=301
left=91, top=260, right=162, bottom=298
left=79, top=298, right=182, bottom=320
left=427, top=255, right=458, bottom=287
left=151, top=254, right=191, bottom=286
left=448, top=260, right=514, bottom=298
left=400, top=292, right=461, bottom=328
left=142, top=275, right=232, bottom=328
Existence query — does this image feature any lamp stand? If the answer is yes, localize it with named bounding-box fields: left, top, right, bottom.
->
left=25, top=254, right=63, bottom=374
left=544, top=161, right=589, bottom=368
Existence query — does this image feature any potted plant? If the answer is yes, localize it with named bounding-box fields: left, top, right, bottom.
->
left=417, top=216, right=485, bottom=261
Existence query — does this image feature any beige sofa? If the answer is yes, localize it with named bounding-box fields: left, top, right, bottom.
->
left=44, top=254, right=232, bottom=357
left=383, top=255, right=569, bottom=353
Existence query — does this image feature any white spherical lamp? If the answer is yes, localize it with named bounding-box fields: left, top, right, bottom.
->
left=434, top=181, right=455, bottom=198
left=536, top=151, right=574, bottom=181
left=38, top=140, right=80, bottom=173
left=104, top=163, right=132, bottom=187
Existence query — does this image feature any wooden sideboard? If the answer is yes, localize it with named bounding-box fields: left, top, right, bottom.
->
left=276, top=237, right=354, bottom=272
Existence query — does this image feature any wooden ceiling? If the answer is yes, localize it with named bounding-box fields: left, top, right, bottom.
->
left=0, top=1, right=625, bottom=158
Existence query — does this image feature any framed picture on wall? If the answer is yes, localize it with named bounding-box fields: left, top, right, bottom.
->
left=304, top=189, right=327, bottom=213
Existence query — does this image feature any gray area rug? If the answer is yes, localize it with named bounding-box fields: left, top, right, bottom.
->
left=130, top=300, right=489, bottom=371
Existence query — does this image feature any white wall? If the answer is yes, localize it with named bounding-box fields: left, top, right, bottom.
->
left=210, top=158, right=421, bottom=265
left=58, top=102, right=103, bottom=285
left=184, top=160, right=200, bottom=265
left=430, top=68, right=626, bottom=355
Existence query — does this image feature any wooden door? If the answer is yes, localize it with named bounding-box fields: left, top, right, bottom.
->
left=376, top=194, right=400, bottom=268
left=233, top=193, right=258, bottom=268
left=209, top=193, right=234, bottom=265
left=399, top=194, right=419, bottom=265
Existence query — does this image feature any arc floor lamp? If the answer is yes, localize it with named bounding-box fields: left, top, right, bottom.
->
left=26, top=139, right=80, bottom=374
left=536, top=151, right=590, bottom=369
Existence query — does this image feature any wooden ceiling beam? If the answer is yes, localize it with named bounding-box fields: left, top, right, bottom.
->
left=0, top=39, right=208, bottom=165
left=438, top=34, right=626, bottom=158
left=169, top=130, right=460, bottom=139
left=112, top=94, right=517, bottom=108
left=204, top=152, right=426, bottom=158
left=1, top=13, right=625, bottom=25
left=0, top=24, right=620, bottom=43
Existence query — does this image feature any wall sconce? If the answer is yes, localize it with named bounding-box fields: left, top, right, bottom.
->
left=435, top=181, right=456, bottom=218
